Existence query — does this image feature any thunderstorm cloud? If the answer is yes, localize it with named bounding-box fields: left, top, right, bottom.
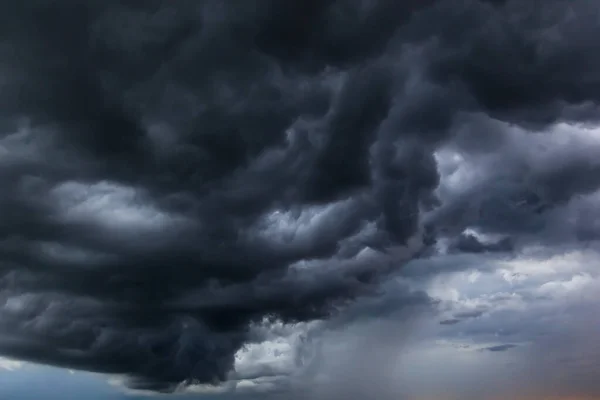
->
left=1, top=0, right=600, bottom=397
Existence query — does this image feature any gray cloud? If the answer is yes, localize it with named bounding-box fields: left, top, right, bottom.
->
left=450, top=233, right=514, bottom=254
left=1, top=0, right=600, bottom=395
left=483, top=344, right=517, bottom=352
left=439, top=319, right=461, bottom=326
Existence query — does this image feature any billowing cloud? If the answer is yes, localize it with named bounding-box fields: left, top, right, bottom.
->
left=1, top=0, right=600, bottom=396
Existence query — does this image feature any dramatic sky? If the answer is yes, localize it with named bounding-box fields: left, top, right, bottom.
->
left=1, top=0, right=600, bottom=399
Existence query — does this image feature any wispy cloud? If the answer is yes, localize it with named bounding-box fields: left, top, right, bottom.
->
left=0, top=358, right=24, bottom=372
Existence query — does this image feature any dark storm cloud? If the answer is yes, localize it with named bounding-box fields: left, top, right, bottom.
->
left=450, top=232, right=514, bottom=254
left=1, top=0, right=600, bottom=393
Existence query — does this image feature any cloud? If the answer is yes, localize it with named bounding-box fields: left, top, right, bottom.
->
left=267, top=245, right=598, bottom=400
left=413, top=247, right=600, bottom=399
left=483, top=344, right=517, bottom=352
left=450, top=232, right=514, bottom=254
left=0, top=357, right=23, bottom=372
left=439, top=319, right=461, bottom=326
left=1, top=0, right=600, bottom=396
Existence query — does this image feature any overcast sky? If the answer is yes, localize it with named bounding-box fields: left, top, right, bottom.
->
left=1, top=0, right=600, bottom=399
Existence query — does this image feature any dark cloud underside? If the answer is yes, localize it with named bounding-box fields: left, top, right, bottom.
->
left=1, top=0, right=600, bottom=392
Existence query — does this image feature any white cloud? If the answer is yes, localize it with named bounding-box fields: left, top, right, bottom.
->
left=0, top=357, right=24, bottom=371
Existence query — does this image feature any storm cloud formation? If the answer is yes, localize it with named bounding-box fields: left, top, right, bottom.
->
left=1, top=0, right=600, bottom=393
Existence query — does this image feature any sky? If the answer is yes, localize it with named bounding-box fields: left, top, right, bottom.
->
left=1, top=0, right=600, bottom=399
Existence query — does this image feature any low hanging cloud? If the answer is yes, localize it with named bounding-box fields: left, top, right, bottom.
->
left=1, top=0, right=600, bottom=395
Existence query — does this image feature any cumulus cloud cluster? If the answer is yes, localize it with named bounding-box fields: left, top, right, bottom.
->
left=1, top=0, right=600, bottom=395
